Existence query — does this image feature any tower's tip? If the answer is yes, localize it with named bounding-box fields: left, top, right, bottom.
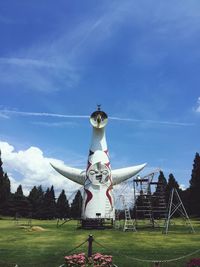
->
left=97, top=104, right=101, bottom=111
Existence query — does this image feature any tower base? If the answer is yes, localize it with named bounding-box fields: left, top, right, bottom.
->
left=78, top=218, right=113, bottom=229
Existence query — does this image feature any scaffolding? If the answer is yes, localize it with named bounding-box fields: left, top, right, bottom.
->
left=163, top=188, right=195, bottom=234
left=133, top=170, right=167, bottom=228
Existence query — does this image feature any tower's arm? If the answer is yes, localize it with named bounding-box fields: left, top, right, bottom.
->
left=112, top=163, right=147, bottom=185
left=50, top=163, right=85, bottom=185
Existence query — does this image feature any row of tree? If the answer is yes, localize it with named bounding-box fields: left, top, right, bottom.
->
left=0, top=151, right=200, bottom=218
left=0, top=151, right=83, bottom=219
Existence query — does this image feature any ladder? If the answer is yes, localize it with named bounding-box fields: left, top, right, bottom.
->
left=121, top=195, right=136, bottom=232
left=105, top=198, right=112, bottom=218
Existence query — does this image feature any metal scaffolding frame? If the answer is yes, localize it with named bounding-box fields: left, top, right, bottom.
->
left=163, top=188, right=195, bottom=234
left=133, top=170, right=167, bottom=228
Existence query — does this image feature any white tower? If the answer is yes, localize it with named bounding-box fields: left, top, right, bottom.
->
left=51, top=107, right=146, bottom=225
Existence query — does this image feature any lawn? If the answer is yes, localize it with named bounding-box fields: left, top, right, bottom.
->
left=0, top=217, right=200, bottom=267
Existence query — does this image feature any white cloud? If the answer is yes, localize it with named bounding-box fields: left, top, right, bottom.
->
left=0, top=57, right=56, bottom=68
left=0, top=141, right=81, bottom=197
left=31, top=121, right=79, bottom=128
left=180, top=184, right=186, bottom=190
left=0, top=112, right=9, bottom=119
left=0, top=55, right=79, bottom=92
left=0, top=109, right=193, bottom=127
left=1, top=1, right=200, bottom=93
left=0, top=109, right=89, bottom=119
left=194, top=97, right=200, bottom=113
left=110, top=116, right=194, bottom=127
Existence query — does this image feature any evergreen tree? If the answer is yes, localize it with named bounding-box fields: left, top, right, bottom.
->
left=181, top=188, right=190, bottom=214
left=10, top=185, right=31, bottom=217
left=16, top=185, right=23, bottom=196
left=0, top=150, right=11, bottom=215
left=153, top=171, right=167, bottom=217
left=56, top=190, right=70, bottom=218
left=189, top=152, right=200, bottom=216
left=154, top=171, right=167, bottom=198
left=157, top=171, right=167, bottom=187
left=28, top=185, right=44, bottom=218
left=134, top=194, right=145, bottom=219
left=165, top=173, right=183, bottom=217
left=0, top=150, right=3, bottom=178
left=70, top=190, right=82, bottom=219
left=166, top=173, right=180, bottom=203
left=41, top=186, right=56, bottom=219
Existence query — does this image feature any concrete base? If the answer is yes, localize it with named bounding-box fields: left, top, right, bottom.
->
left=78, top=218, right=113, bottom=229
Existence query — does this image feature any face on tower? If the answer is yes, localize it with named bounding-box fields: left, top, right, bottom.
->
left=87, top=162, right=111, bottom=186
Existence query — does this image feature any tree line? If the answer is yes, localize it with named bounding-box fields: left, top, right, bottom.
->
left=0, top=151, right=83, bottom=219
left=0, top=150, right=200, bottom=218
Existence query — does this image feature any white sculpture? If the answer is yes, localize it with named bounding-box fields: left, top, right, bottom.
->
left=51, top=107, right=146, bottom=223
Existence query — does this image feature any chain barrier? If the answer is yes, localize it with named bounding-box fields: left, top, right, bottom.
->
left=93, top=239, right=200, bottom=264
left=0, top=240, right=87, bottom=267
left=64, top=239, right=88, bottom=255
left=0, top=260, right=18, bottom=266
left=2, top=236, right=200, bottom=266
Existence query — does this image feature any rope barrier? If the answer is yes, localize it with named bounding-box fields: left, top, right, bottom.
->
left=65, top=239, right=88, bottom=255
left=0, top=260, right=18, bottom=266
left=0, top=239, right=87, bottom=267
left=93, top=239, right=200, bottom=264
left=2, top=235, right=200, bottom=266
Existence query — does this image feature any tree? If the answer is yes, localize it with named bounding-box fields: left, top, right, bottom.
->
left=70, top=190, right=82, bottom=219
left=10, top=185, right=31, bottom=217
left=181, top=188, right=190, bottom=214
left=166, top=173, right=181, bottom=203
left=153, top=171, right=167, bottom=218
left=0, top=150, right=11, bottom=215
left=16, top=185, right=23, bottom=196
left=134, top=194, right=146, bottom=219
left=28, top=185, right=44, bottom=218
left=41, top=186, right=56, bottom=219
left=189, top=152, right=200, bottom=216
left=157, top=171, right=167, bottom=187
left=57, top=190, right=70, bottom=218
left=165, top=173, right=183, bottom=217
left=154, top=171, right=167, bottom=198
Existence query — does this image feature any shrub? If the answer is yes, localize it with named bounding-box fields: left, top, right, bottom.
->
left=64, top=252, right=113, bottom=267
left=187, top=258, right=200, bottom=267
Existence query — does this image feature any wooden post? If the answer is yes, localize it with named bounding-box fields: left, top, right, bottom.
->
left=154, top=262, right=161, bottom=267
left=87, top=234, right=93, bottom=257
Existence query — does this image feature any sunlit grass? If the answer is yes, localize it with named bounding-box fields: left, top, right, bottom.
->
left=0, top=218, right=200, bottom=267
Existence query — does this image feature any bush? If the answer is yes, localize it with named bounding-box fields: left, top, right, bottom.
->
left=64, top=252, right=113, bottom=267
left=187, top=258, right=200, bottom=267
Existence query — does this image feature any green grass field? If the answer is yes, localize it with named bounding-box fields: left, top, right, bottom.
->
left=0, top=218, right=200, bottom=267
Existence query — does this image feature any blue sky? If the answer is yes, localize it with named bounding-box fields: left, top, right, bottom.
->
left=0, top=0, right=200, bottom=195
